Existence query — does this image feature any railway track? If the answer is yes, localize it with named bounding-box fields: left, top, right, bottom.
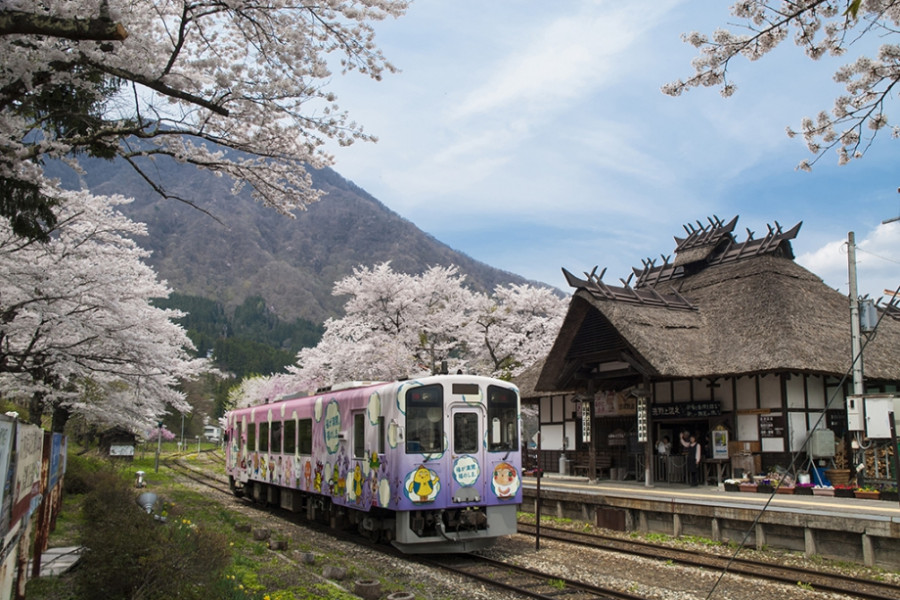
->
left=159, top=458, right=894, bottom=599
left=420, top=554, right=647, bottom=600
left=160, top=458, right=652, bottom=598
left=518, top=522, right=900, bottom=600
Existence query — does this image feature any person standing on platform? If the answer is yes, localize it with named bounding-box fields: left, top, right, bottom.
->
left=681, top=433, right=701, bottom=486
left=657, top=436, right=671, bottom=456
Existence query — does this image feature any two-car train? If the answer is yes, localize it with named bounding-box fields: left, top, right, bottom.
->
left=224, top=374, right=522, bottom=553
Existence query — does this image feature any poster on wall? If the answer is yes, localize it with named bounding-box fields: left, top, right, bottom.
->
left=759, top=413, right=785, bottom=438
left=712, top=430, right=729, bottom=459
left=11, top=424, right=43, bottom=526
left=0, top=417, right=14, bottom=536
left=594, top=391, right=636, bottom=416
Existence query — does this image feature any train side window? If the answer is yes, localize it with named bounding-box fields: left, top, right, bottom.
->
left=487, top=385, right=519, bottom=452
left=235, top=422, right=242, bottom=448
left=406, top=384, right=443, bottom=454
left=353, top=412, right=365, bottom=459
left=298, top=418, right=312, bottom=455
left=259, top=422, right=269, bottom=453
left=271, top=420, right=282, bottom=454
left=284, top=419, right=297, bottom=455
left=377, top=416, right=385, bottom=455
left=454, top=412, right=479, bottom=454
left=247, top=422, right=256, bottom=452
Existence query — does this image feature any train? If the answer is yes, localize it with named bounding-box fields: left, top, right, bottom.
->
left=224, top=374, right=522, bottom=553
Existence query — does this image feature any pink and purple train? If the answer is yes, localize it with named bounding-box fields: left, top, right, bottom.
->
left=224, top=374, right=522, bottom=553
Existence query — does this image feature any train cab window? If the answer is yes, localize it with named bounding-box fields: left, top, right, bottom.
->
left=298, top=418, right=312, bottom=455
left=487, top=385, right=519, bottom=452
left=247, top=422, right=256, bottom=452
left=283, top=420, right=296, bottom=455
left=259, top=422, right=269, bottom=452
left=353, top=413, right=365, bottom=459
left=271, top=420, right=282, bottom=454
left=406, top=384, right=443, bottom=454
left=454, top=412, right=479, bottom=454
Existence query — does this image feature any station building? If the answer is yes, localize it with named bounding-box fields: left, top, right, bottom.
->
left=524, top=216, right=900, bottom=485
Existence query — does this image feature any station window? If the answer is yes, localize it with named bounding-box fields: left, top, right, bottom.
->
left=487, top=385, right=519, bottom=452
left=259, top=422, right=269, bottom=453
left=283, top=420, right=296, bottom=455
left=406, top=384, right=443, bottom=454
left=353, top=413, right=365, bottom=459
left=271, top=420, right=282, bottom=454
left=246, top=421, right=256, bottom=452
left=298, top=418, right=312, bottom=455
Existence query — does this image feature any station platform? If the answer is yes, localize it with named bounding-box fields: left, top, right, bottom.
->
left=522, top=474, right=900, bottom=569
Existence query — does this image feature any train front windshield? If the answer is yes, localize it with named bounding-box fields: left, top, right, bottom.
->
left=487, top=385, right=518, bottom=451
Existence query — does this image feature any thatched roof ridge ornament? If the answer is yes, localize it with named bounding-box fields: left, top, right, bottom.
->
left=635, top=216, right=802, bottom=288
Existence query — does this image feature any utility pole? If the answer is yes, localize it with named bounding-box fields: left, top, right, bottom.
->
left=848, top=232, right=864, bottom=396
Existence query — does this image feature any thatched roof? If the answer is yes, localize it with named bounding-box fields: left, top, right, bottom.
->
left=537, top=219, right=900, bottom=392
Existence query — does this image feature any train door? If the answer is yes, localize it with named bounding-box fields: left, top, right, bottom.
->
left=449, top=405, right=485, bottom=503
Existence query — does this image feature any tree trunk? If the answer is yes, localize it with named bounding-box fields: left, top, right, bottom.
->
left=51, top=404, right=70, bottom=433
left=28, top=392, right=45, bottom=426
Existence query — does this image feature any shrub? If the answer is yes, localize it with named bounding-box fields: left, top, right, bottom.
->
left=75, top=471, right=230, bottom=600
left=62, top=453, right=103, bottom=495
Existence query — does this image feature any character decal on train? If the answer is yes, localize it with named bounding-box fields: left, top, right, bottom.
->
left=491, top=462, right=520, bottom=500
left=405, top=465, right=440, bottom=503
left=323, top=399, right=341, bottom=454
left=452, top=455, right=481, bottom=487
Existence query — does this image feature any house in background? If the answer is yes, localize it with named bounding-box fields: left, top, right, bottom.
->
left=533, top=216, right=900, bottom=484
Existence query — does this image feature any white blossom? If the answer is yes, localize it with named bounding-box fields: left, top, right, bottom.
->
left=664, top=0, right=900, bottom=168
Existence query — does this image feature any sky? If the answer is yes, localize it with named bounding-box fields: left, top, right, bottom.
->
left=322, top=0, right=900, bottom=302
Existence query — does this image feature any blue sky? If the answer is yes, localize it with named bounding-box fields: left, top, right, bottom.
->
left=323, top=0, right=900, bottom=301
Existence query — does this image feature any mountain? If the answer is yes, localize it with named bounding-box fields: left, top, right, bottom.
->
left=54, top=155, right=538, bottom=324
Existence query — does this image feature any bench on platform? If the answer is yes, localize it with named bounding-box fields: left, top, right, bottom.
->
left=572, top=452, right=612, bottom=479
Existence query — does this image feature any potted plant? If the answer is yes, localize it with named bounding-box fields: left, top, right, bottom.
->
left=854, top=486, right=880, bottom=500
left=812, top=485, right=834, bottom=497
left=756, top=479, right=774, bottom=494
left=833, top=484, right=857, bottom=498
left=880, top=486, right=899, bottom=502
left=774, top=482, right=795, bottom=494
left=739, top=481, right=757, bottom=492
left=723, top=479, right=740, bottom=492
left=794, top=482, right=814, bottom=495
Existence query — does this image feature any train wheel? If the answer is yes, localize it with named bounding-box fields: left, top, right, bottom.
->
left=359, top=522, right=382, bottom=544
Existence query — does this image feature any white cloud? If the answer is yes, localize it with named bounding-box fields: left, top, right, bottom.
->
left=797, top=222, right=900, bottom=299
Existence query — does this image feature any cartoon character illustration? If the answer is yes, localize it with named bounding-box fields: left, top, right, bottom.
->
left=369, top=451, right=381, bottom=472
left=334, top=474, right=347, bottom=498
left=491, top=462, right=520, bottom=499
left=304, top=460, right=312, bottom=490
left=313, top=461, right=324, bottom=492
left=406, top=466, right=440, bottom=503
left=353, top=464, right=364, bottom=504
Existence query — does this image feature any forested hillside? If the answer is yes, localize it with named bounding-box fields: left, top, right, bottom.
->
left=153, top=294, right=323, bottom=378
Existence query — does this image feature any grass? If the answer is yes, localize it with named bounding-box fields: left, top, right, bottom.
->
left=25, top=448, right=379, bottom=600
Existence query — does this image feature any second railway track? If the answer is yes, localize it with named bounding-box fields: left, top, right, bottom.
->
left=518, top=522, right=900, bottom=600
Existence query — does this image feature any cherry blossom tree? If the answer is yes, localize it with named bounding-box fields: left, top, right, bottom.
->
left=1, top=0, right=408, bottom=240
left=289, top=262, right=567, bottom=390
left=0, top=189, right=208, bottom=431
left=226, top=373, right=300, bottom=410
left=663, top=1, right=900, bottom=169
left=468, top=283, right=567, bottom=380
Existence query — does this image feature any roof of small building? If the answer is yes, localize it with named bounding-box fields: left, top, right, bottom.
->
left=537, top=216, right=900, bottom=391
